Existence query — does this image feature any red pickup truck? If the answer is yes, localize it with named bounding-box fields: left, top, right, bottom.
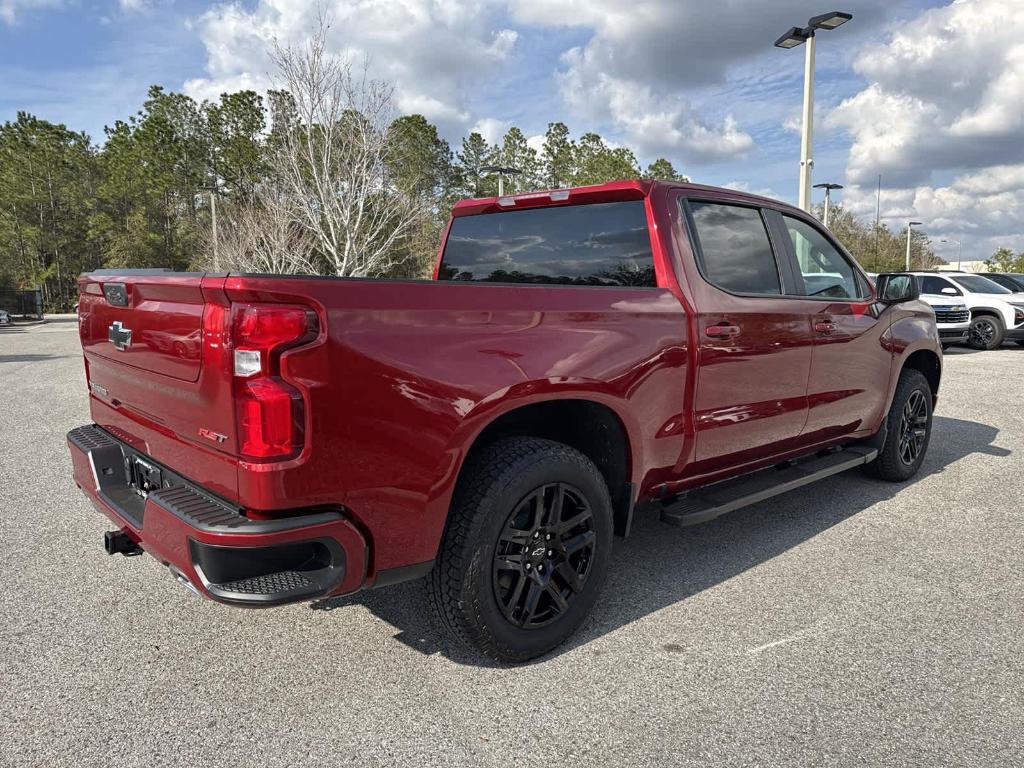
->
left=68, top=180, right=940, bottom=661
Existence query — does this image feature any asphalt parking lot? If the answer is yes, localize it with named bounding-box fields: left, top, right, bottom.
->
left=1, top=316, right=1022, bottom=767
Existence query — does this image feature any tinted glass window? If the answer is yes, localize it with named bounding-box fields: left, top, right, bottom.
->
left=438, top=201, right=655, bottom=286
left=688, top=202, right=780, bottom=294
left=783, top=216, right=862, bottom=299
left=985, top=274, right=1021, bottom=291
left=920, top=276, right=959, bottom=295
left=951, top=275, right=1011, bottom=294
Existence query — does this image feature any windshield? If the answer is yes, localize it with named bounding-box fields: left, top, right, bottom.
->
left=951, top=275, right=1010, bottom=294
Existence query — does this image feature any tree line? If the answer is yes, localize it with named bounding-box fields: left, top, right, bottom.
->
left=5, top=19, right=1002, bottom=312
left=0, top=26, right=689, bottom=311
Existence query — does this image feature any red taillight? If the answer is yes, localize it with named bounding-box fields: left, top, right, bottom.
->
left=236, top=377, right=303, bottom=458
left=231, top=304, right=318, bottom=460
left=235, top=305, right=313, bottom=351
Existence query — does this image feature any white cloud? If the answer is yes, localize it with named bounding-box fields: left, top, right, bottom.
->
left=184, top=0, right=517, bottom=135
left=832, top=0, right=1024, bottom=258
left=0, top=0, right=61, bottom=25
left=470, top=117, right=510, bottom=145
left=511, top=0, right=883, bottom=163
left=724, top=180, right=779, bottom=199
left=556, top=49, right=754, bottom=162
left=119, top=0, right=147, bottom=12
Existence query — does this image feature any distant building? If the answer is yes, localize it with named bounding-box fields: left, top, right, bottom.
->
left=935, top=260, right=988, bottom=273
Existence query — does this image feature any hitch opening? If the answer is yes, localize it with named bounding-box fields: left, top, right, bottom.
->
left=104, top=529, right=143, bottom=557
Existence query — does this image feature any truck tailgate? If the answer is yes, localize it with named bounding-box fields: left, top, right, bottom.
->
left=78, top=271, right=239, bottom=501
left=79, top=272, right=206, bottom=381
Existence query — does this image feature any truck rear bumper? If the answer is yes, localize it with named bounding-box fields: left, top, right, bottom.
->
left=67, top=425, right=367, bottom=606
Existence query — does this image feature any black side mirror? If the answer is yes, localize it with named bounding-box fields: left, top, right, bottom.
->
left=876, top=273, right=920, bottom=304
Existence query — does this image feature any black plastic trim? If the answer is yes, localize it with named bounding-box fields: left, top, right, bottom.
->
left=371, top=559, right=436, bottom=589
left=190, top=538, right=346, bottom=606
left=68, top=424, right=343, bottom=534
left=659, top=445, right=878, bottom=528
left=614, top=481, right=637, bottom=538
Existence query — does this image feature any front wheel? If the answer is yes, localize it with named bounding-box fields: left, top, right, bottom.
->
left=967, top=315, right=1004, bottom=350
left=428, top=437, right=613, bottom=662
left=865, top=369, right=933, bottom=482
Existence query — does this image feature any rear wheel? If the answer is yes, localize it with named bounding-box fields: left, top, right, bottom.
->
left=865, top=369, right=933, bottom=482
left=428, top=437, right=613, bottom=662
left=967, top=315, right=1004, bottom=350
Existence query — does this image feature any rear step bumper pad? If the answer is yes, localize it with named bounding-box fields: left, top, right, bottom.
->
left=67, top=424, right=367, bottom=606
left=659, top=445, right=878, bottom=527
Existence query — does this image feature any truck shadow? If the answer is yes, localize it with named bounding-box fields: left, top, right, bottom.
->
left=310, top=415, right=1009, bottom=666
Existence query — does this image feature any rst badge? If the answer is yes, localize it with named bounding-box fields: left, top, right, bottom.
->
left=198, top=428, right=228, bottom=444
left=107, top=321, right=132, bottom=351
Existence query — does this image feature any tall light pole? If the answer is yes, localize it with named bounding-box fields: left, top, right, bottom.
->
left=775, top=11, right=853, bottom=212
left=941, top=238, right=963, bottom=271
left=814, top=182, right=843, bottom=227
left=479, top=165, right=522, bottom=197
left=906, top=221, right=923, bottom=271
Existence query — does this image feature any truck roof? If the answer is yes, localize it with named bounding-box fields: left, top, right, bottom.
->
left=450, top=179, right=792, bottom=218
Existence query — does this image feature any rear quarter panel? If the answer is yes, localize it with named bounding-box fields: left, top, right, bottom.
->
left=223, top=276, right=689, bottom=574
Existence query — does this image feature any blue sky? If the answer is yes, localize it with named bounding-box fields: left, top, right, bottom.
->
left=2, top=0, right=1022, bottom=261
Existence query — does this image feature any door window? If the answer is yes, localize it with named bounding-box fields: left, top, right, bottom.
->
left=919, top=276, right=960, bottom=296
left=783, top=216, right=863, bottom=299
left=687, top=202, right=781, bottom=295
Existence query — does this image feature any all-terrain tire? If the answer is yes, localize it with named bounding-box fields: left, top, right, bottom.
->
left=427, top=437, right=614, bottom=663
left=864, top=369, right=933, bottom=482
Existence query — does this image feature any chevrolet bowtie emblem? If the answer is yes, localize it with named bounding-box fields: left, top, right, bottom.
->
left=108, top=321, right=133, bottom=351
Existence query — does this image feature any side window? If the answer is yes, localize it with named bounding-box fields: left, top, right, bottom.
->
left=783, top=216, right=863, bottom=299
left=688, top=202, right=781, bottom=295
left=920, top=276, right=960, bottom=295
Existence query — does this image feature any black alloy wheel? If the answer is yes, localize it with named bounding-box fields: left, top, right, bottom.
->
left=968, top=316, right=1003, bottom=350
left=897, top=389, right=929, bottom=466
left=492, top=483, right=595, bottom=629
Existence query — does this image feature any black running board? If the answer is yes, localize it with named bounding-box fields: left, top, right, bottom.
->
left=660, top=445, right=878, bottom=528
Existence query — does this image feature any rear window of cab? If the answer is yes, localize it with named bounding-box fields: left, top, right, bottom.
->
left=438, top=201, right=656, bottom=287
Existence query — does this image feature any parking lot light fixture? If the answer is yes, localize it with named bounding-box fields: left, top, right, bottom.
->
left=774, top=27, right=810, bottom=49
left=775, top=11, right=854, bottom=213
left=906, top=221, right=923, bottom=270
left=479, top=165, right=522, bottom=197
left=809, top=11, right=853, bottom=30
left=814, top=182, right=843, bottom=227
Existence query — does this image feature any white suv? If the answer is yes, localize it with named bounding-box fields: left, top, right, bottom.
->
left=916, top=294, right=970, bottom=348
left=915, top=272, right=1024, bottom=350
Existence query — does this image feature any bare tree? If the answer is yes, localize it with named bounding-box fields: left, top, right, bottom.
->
left=267, top=15, right=422, bottom=277
left=200, top=192, right=316, bottom=275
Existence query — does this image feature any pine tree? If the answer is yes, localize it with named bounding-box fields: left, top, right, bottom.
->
left=540, top=122, right=574, bottom=188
